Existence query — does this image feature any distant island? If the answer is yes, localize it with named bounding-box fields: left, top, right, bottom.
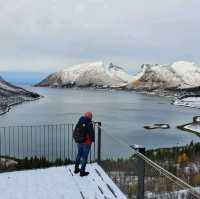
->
left=0, top=76, right=40, bottom=115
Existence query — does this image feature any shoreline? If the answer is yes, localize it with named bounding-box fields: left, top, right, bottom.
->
left=173, top=96, right=200, bottom=110
left=34, top=85, right=193, bottom=101
left=0, top=96, right=42, bottom=116
left=177, top=123, right=200, bottom=138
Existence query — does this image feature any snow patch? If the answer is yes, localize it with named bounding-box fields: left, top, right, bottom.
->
left=173, top=97, right=200, bottom=109
left=184, top=123, right=200, bottom=134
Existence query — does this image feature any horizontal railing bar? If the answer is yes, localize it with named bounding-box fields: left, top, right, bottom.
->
left=0, top=121, right=100, bottom=129
left=0, top=123, right=74, bottom=129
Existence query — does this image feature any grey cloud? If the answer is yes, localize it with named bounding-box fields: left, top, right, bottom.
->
left=0, top=0, right=199, bottom=72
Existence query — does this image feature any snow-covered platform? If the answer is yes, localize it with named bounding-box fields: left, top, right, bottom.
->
left=0, top=163, right=127, bottom=199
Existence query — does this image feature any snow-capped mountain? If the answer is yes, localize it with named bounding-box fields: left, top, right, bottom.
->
left=36, top=60, right=200, bottom=92
left=35, top=62, right=134, bottom=88
left=129, top=61, right=200, bottom=90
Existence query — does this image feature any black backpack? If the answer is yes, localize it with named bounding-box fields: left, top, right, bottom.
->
left=73, top=123, right=86, bottom=143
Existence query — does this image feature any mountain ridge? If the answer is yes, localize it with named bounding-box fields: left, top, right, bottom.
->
left=35, top=61, right=200, bottom=92
left=130, top=61, right=200, bottom=91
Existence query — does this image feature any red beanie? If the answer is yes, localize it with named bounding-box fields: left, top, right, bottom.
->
left=84, top=112, right=93, bottom=120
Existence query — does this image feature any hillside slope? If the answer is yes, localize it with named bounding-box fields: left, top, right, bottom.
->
left=0, top=76, right=40, bottom=114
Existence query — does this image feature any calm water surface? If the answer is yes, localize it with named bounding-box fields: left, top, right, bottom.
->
left=0, top=86, right=199, bottom=157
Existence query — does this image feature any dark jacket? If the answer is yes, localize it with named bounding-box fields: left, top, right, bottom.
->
left=75, top=116, right=95, bottom=142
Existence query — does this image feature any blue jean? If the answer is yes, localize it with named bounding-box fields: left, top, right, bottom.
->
left=75, top=143, right=91, bottom=171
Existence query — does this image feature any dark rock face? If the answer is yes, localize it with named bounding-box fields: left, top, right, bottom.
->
left=108, top=63, right=125, bottom=72
left=35, top=73, right=61, bottom=87
left=35, top=72, right=75, bottom=88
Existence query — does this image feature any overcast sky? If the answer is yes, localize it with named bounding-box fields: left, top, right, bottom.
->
left=0, top=0, right=199, bottom=73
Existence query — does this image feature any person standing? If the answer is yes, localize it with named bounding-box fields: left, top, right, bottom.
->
left=73, top=112, right=95, bottom=177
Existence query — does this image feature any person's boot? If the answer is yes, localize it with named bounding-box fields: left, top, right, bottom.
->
left=74, top=166, right=80, bottom=174
left=80, top=171, right=90, bottom=177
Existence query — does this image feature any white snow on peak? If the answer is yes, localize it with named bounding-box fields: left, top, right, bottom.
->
left=171, top=61, right=200, bottom=87
left=131, top=61, right=200, bottom=89
left=171, top=61, right=199, bottom=72
left=61, top=61, right=105, bottom=73
left=58, top=62, right=107, bottom=86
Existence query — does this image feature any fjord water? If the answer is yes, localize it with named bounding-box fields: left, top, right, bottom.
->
left=0, top=84, right=199, bottom=158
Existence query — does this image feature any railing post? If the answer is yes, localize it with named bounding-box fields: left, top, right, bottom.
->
left=97, top=122, right=101, bottom=164
left=138, top=146, right=145, bottom=199
left=131, top=145, right=145, bottom=199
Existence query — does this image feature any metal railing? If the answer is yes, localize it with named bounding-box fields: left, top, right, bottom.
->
left=0, top=122, right=199, bottom=198
left=0, top=122, right=102, bottom=171
left=99, top=126, right=200, bottom=199
left=134, top=148, right=200, bottom=199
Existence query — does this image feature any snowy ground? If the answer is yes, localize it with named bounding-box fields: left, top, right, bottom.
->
left=146, top=187, right=200, bottom=199
left=183, top=123, right=200, bottom=134
left=173, top=97, right=200, bottom=109
left=0, top=163, right=127, bottom=199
